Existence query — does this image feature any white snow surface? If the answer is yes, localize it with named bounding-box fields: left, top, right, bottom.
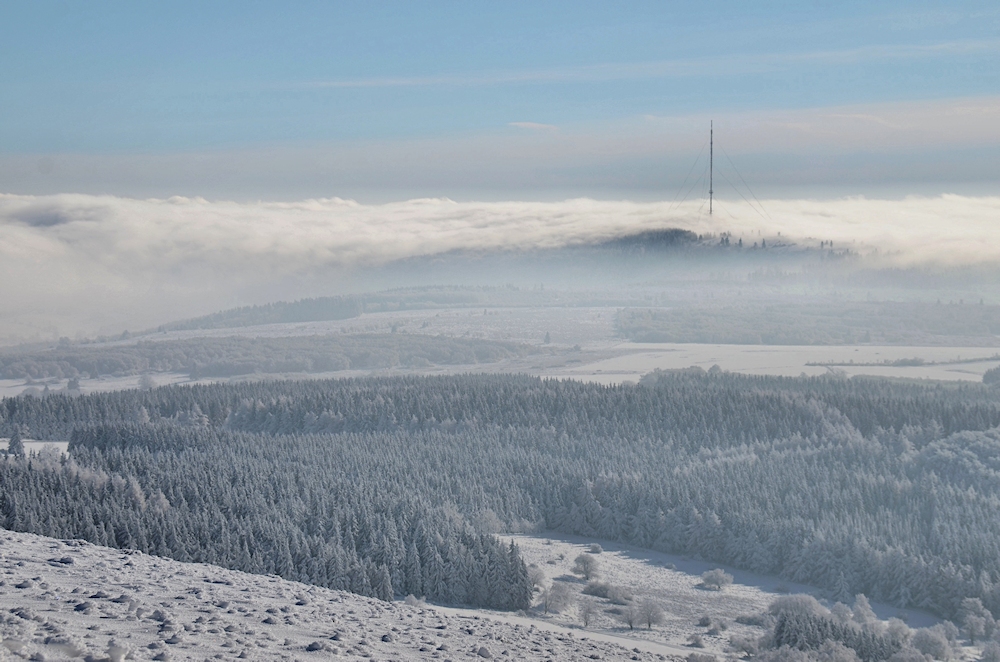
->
left=508, top=533, right=942, bottom=655
left=0, top=441, right=69, bottom=456
left=3, top=339, right=999, bottom=400
left=0, top=529, right=671, bottom=661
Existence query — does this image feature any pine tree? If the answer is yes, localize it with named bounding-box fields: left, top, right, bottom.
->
left=7, top=428, right=24, bottom=456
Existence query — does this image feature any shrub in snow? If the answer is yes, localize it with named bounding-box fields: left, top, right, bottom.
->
left=755, top=645, right=815, bottom=662
left=403, top=594, right=426, bottom=607
left=589, top=543, right=603, bottom=554
left=738, top=613, right=776, bottom=627
left=887, top=647, right=929, bottom=662
left=688, top=654, right=717, bottom=662
left=769, top=595, right=829, bottom=617
left=981, top=641, right=1000, bottom=662
left=582, top=581, right=631, bottom=605
left=540, top=582, right=572, bottom=614
left=911, top=628, right=951, bottom=660
left=729, top=635, right=761, bottom=656
left=813, top=640, right=862, bottom=662
left=701, top=568, right=733, bottom=590
left=578, top=598, right=599, bottom=628
left=831, top=603, right=853, bottom=623
left=886, top=619, right=911, bottom=645
left=940, top=621, right=960, bottom=645
left=853, top=594, right=877, bottom=625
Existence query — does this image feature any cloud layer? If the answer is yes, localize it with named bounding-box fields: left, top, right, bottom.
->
left=2, top=192, right=999, bottom=342
left=3, top=97, right=999, bottom=202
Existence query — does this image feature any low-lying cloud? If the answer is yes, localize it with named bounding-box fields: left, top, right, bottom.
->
left=1, top=192, right=999, bottom=342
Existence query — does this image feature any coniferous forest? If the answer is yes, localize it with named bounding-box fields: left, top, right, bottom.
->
left=3, top=371, right=1000, bottom=617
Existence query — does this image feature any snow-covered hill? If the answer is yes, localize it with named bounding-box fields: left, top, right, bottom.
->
left=0, top=530, right=668, bottom=661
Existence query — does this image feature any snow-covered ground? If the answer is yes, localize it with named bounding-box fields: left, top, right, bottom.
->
left=0, top=440, right=69, bottom=455
left=3, top=340, right=997, bottom=400
left=0, top=530, right=670, bottom=661
left=505, top=533, right=942, bottom=656
left=540, top=343, right=1000, bottom=385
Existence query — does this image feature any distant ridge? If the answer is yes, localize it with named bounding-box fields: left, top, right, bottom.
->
left=157, top=296, right=364, bottom=332
left=154, top=289, right=489, bottom=333
left=598, top=228, right=700, bottom=251
left=149, top=285, right=644, bottom=336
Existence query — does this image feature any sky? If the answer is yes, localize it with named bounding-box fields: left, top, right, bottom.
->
left=2, top=1, right=999, bottom=200
left=1, top=2, right=999, bottom=341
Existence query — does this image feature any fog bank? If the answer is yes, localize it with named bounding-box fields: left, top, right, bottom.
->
left=2, top=192, right=998, bottom=342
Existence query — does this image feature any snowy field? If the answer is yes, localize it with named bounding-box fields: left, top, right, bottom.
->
left=2, top=339, right=997, bottom=399
left=0, top=530, right=668, bottom=662
left=540, top=343, right=1000, bottom=385
left=0, top=440, right=69, bottom=455
left=503, top=533, right=941, bottom=656
left=89, top=306, right=620, bottom=348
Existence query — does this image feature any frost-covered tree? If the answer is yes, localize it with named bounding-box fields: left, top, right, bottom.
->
left=702, top=568, right=733, bottom=590
left=578, top=598, right=598, bottom=627
left=910, top=628, right=951, bottom=660
left=541, top=582, right=572, bottom=614
left=620, top=603, right=640, bottom=631
left=853, top=595, right=877, bottom=625
left=980, top=641, right=1000, bottom=662
left=638, top=598, right=665, bottom=629
left=6, top=428, right=24, bottom=456
left=572, top=553, right=600, bottom=580
left=960, top=598, right=996, bottom=643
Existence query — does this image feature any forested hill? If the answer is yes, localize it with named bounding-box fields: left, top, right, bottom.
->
left=150, top=286, right=612, bottom=334
left=3, top=372, right=1000, bottom=619
left=5, top=370, right=1000, bottom=441
left=0, top=333, right=530, bottom=380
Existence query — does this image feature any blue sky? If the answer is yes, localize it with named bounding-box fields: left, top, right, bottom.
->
left=1, top=1, right=998, bottom=199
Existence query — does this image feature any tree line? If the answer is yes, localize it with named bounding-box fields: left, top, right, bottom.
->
left=0, top=333, right=529, bottom=380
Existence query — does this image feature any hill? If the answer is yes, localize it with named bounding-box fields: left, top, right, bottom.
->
left=0, top=529, right=655, bottom=661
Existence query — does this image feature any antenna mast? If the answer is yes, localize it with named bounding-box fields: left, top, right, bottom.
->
left=709, top=120, right=713, bottom=215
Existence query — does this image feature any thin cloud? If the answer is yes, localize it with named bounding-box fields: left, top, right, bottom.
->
left=2, top=96, right=998, bottom=201
left=509, top=122, right=558, bottom=131
left=304, top=39, right=1000, bottom=89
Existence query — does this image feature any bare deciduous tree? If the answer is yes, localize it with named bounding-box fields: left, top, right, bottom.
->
left=579, top=598, right=598, bottom=628
left=541, top=582, right=572, bottom=614
left=620, top=603, right=640, bottom=631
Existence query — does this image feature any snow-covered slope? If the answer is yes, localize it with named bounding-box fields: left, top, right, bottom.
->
left=0, top=530, right=666, bottom=661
